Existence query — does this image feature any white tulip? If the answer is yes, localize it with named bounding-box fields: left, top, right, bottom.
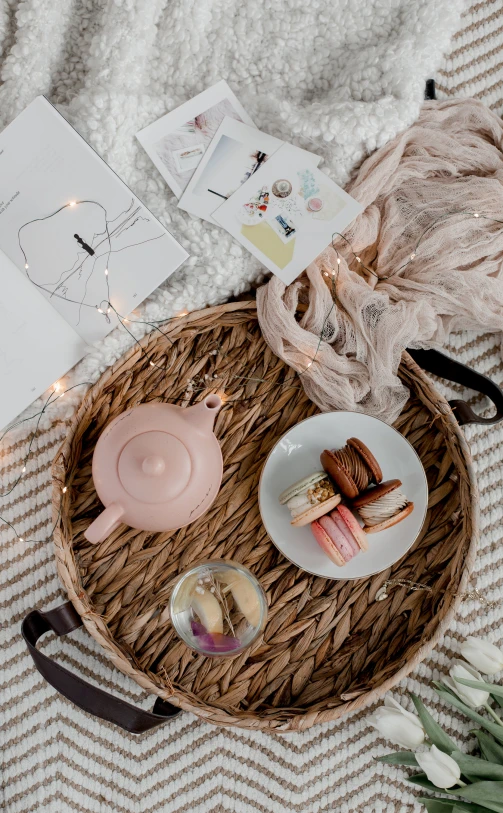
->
left=415, top=745, right=461, bottom=789
left=460, top=636, right=503, bottom=676
left=368, top=695, right=425, bottom=748
left=443, top=659, right=490, bottom=708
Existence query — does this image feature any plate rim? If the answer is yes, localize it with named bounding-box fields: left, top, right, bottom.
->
left=258, top=410, right=429, bottom=581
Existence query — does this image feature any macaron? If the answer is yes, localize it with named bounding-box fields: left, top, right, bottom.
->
left=279, top=471, right=341, bottom=527
left=311, top=505, right=367, bottom=566
left=351, top=478, right=414, bottom=533
left=321, top=437, right=382, bottom=499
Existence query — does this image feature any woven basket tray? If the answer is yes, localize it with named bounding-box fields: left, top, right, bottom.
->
left=53, top=301, right=477, bottom=731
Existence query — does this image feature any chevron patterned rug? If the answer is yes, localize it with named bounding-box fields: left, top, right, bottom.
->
left=2, top=2, right=503, bottom=811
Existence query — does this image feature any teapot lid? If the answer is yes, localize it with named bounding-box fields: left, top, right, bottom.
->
left=118, top=430, right=191, bottom=504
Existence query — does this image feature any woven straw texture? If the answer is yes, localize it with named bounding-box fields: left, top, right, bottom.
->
left=52, top=301, right=477, bottom=731
left=2, top=5, right=503, bottom=811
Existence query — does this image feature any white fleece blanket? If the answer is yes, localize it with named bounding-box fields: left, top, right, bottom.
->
left=0, top=2, right=468, bottom=812
left=0, top=0, right=465, bottom=431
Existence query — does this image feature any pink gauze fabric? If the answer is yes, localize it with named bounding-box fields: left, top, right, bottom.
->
left=256, top=99, right=503, bottom=424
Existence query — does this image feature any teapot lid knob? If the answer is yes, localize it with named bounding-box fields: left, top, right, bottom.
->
left=118, top=431, right=191, bottom=504
left=142, top=455, right=166, bottom=476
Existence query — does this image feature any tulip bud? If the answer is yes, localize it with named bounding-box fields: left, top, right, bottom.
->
left=460, top=636, right=503, bottom=676
left=415, top=745, right=460, bottom=789
left=443, top=659, right=490, bottom=708
left=368, top=696, right=425, bottom=748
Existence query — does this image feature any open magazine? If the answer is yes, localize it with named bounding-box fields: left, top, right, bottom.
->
left=0, top=96, right=188, bottom=429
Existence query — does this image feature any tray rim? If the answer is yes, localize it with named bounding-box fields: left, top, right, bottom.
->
left=52, top=300, right=479, bottom=732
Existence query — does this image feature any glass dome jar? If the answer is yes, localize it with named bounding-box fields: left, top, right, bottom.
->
left=170, top=560, right=267, bottom=657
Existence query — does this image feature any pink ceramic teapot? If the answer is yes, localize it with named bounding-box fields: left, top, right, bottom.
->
left=85, top=394, right=223, bottom=544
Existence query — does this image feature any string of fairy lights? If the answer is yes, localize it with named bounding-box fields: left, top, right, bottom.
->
left=1, top=204, right=502, bottom=565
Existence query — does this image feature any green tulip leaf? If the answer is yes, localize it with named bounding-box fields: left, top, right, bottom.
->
left=377, top=751, right=419, bottom=766
left=455, top=679, right=503, bottom=701
left=412, top=776, right=503, bottom=812
left=410, top=693, right=458, bottom=753
left=455, top=781, right=503, bottom=813
left=418, top=799, right=497, bottom=813
left=450, top=752, right=503, bottom=780
left=434, top=686, right=503, bottom=745
left=473, top=731, right=503, bottom=764
left=419, top=799, right=456, bottom=813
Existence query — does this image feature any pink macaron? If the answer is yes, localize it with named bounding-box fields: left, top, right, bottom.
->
left=311, top=505, right=368, bottom=567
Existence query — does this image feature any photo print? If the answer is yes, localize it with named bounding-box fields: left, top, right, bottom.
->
left=213, top=143, right=363, bottom=284
left=270, top=213, right=297, bottom=243
left=136, top=81, right=255, bottom=198
left=179, top=117, right=320, bottom=224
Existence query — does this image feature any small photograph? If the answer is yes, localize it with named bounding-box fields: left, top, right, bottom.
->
left=136, top=81, right=255, bottom=198
left=236, top=185, right=270, bottom=226
left=270, top=213, right=297, bottom=243
left=153, top=98, right=245, bottom=195
left=193, top=135, right=269, bottom=203
left=213, top=143, right=364, bottom=285
left=172, top=143, right=204, bottom=174
left=272, top=179, right=292, bottom=198
left=179, top=117, right=320, bottom=224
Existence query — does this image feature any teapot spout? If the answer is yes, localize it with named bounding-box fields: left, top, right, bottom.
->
left=184, top=394, right=222, bottom=434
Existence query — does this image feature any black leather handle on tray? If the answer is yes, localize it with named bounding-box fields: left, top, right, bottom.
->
left=407, top=347, right=503, bottom=426
left=21, top=347, right=503, bottom=731
left=22, top=603, right=181, bottom=733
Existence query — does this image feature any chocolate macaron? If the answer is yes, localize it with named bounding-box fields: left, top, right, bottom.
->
left=321, top=437, right=382, bottom=499
left=279, top=471, right=341, bottom=527
left=351, top=478, right=414, bottom=533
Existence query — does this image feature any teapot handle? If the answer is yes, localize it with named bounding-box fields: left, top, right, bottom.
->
left=84, top=502, right=124, bottom=545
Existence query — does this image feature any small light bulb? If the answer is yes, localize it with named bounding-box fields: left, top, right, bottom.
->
left=337, top=258, right=341, bottom=265
left=410, top=253, right=416, bottom=260
left=177, top=310, right=188, bottom=317
left=356, top=256, right=361, bottom=262
left=107, top=308, right=111, bottom=314
left=62, top=486, right=67, bottom=494
left=306, top=361, right=313, bottom=368
left=123, top=318, right=129, bottom=323
left=19, top=537, right=24, bottom=542
left=474, top=212, right=479, bottom=217
left=22, top=466, right=26, bottom=473
left=69, top=201, right=76, bottom=207
left=54, top=383, right=61, bottom=392
left=332, top=270, right=336, bottom=276
left=324, top=271, right=329, bottom=277
left=25, top=263, right=29, bottom=270
left=97, top=307, right=104, bottom=314
left=105, top=268, right=108, bottom=275
left=149, top=361, right=155, bottom=367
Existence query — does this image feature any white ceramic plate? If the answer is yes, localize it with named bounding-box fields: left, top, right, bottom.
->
left=258, top=412, right=428, bottom=580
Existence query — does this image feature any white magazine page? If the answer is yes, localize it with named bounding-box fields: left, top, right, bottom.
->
left=136, top=80, right=256, bottom=198
left=0, top=250, right=87, bottom=430
left=178, top=117, right=320, bottom=224
left=0, top=96, right=188, bottom=345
